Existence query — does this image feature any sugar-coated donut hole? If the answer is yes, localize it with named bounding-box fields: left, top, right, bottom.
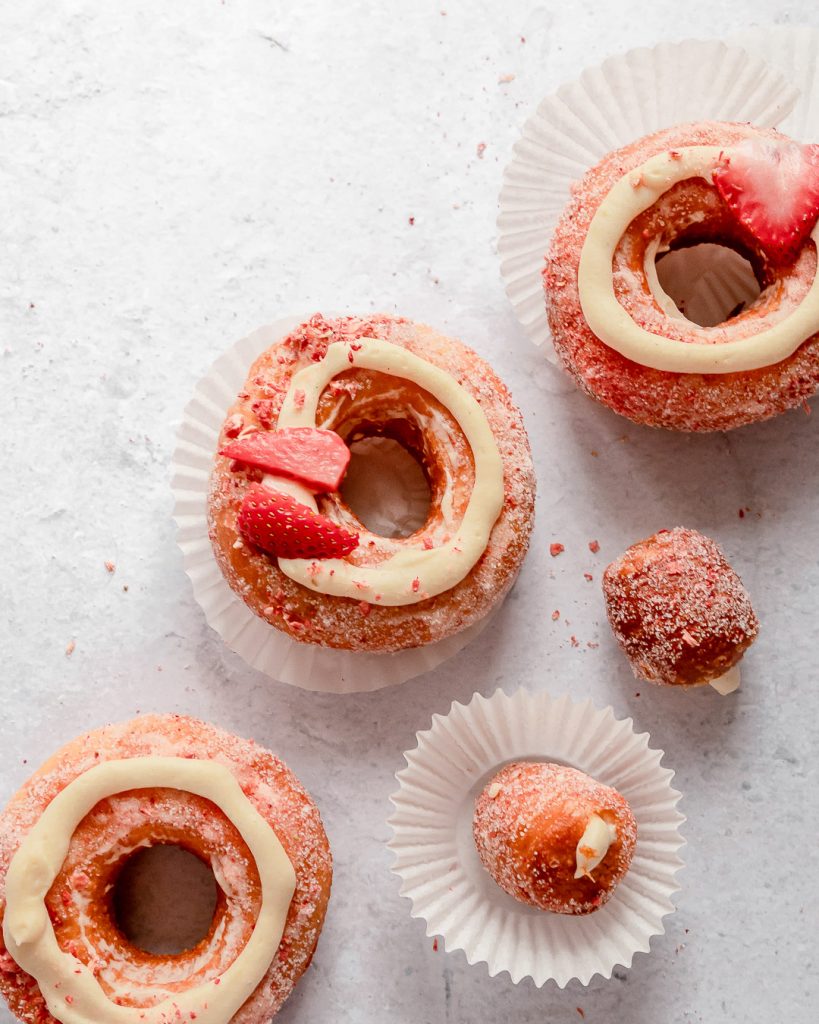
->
left=337, top=417, right=433, bottom=538
left=112, top=844, right=220, bottom=956
left=654, top=242, right=762, bottom=327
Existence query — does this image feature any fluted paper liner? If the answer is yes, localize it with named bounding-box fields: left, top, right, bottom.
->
left=497, top=36, right=802, bottom=363
left=729, top=25, right=819, bottom=141
left=170, top=316, right=494, bottom=694
left=388, top=689, right=685, bottom=987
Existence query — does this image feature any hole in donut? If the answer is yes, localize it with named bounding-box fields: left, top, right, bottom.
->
left=654, top=243, right=761, bottom=328
left=112, top=844, right=218, bottom=956
left=340, top=436, right=431, bottom=538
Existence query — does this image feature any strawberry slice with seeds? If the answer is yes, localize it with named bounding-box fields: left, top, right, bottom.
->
left=238, top=484, right=359, bottom=559
left=713, top=139, right=819, bottom=261
left=221, top=427, right=350, bottom=492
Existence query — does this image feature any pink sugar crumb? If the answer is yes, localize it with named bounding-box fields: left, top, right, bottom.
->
left=104, top=560, right=116, bottom=573
left=65, top=639, right=75, bottom=657
left=550, top=543, right=564, bottom=557
left=588, top=540, right=600, bottom=553
left=223, top=413, right=244, bottom=438
left=551, top=609, right=560, bottom=621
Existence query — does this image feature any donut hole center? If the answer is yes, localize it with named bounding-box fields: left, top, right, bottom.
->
left=340, top=435, right=431, bottom=538
left=112, top=844, right=219, bottom=956
left=654, top=242, right=761, bottom=327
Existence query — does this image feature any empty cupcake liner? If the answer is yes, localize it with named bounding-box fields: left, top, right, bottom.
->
left=388, top=688, right=685, bottom=988
left=497, top=35, right=802, bottom=363
left=170, top=315, right=496, bottom=694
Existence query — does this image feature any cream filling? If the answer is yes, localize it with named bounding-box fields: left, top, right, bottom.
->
left=274, top=337, right=505, bottom=605
left=578, top=145, right=819, bottom=373
left=2, top=757, right=297, bottom=1024
left=709, top=664, right=741, bottom=695
left=574, top=813, right=617, bottom=880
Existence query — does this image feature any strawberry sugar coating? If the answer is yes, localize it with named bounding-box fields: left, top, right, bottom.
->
left=221, top=427, right=351, bottom=493
left=545, top=121, right=819, bottom=432
left=238, top=485, right=359, bottom=559
left=602, top=527, right=758, bottom=687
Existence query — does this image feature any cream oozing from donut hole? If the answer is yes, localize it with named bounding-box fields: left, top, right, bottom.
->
left=2, top=757, right=296, bottom=1024
left=578, top=145, right=819, bottom=373
left=269, top=337, right=505, bottom=606
left=574, top=813, right=617, bottom=880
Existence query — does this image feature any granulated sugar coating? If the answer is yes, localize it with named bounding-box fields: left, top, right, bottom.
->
left=208, top=313, right=536, bottom=652
left=0, top=714, right=332, bottom=1024
left=602, top=527, right=759, bottom=686
left=544, top=121, right=819, bottom=432
left=472, top=762, right=637, bottom=916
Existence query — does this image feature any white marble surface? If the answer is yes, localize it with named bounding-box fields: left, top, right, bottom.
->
left=1, top=1, right=817, bottom=1022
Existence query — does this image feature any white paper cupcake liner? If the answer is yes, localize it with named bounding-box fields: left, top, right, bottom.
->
left=388, top=688, right=685, bottom=988
left=170, top=315, right=495, bottom=694
left=497, top=36, right=802, bottom=363
left=729, top=25, right=819, bottom=142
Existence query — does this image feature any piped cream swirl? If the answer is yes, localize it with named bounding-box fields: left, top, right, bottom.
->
left=274, top=337, right=505, bottom=605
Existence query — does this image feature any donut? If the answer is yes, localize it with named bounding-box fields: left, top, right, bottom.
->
left=473, top=762, right=637, bottom=915
left=0, top=714, right=332, bottom=1024
left=208, top=313, right=536, bottom=652
left=602, top=527, right=759, bottom=691
left=545, top=121, right=819, bottom=431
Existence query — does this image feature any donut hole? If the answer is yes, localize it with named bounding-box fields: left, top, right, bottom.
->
left=340, top=436, right=431, bottom=537
left=112, top=844, right=219, bottom=956
left=654, top=242, right=761, bottom=327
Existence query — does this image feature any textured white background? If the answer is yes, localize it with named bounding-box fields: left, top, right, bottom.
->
left=1, top=1, right=817, bottom=1022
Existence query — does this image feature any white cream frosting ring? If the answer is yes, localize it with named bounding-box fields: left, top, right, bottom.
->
left=273, top=336, right=506, bottom=606
left=2, top=757, right=297, bottom=1024
left=577, top=145, right=819, bottom=374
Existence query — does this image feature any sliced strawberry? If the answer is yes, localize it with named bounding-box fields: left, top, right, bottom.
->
left=221, top=427, right=350, bottom=492
left=713, top=139, right=819, bottom=261
left=238, top=484, right=359, bottom=559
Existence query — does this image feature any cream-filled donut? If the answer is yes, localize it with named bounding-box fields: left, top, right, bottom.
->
left=208, top=313, right=536, bottom=651
left=0, top=715, right=332, bottom=1024
left=545, top=121, right=819, bottom=431
left=603, top=527, right=759, bottom=690
left=473, top=762, right=637, bottom=915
